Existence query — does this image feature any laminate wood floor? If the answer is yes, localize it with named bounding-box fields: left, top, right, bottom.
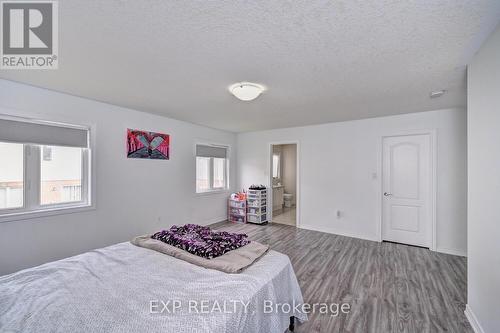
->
left=211, top=221, right=471, bottom=333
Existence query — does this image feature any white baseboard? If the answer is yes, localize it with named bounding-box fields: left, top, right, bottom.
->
left=299, top=224, right=379, bottom=242
left=465, top=304, right=484, bottom=333
left=436, top=247, right=467, bottom=257
left=298, top=225, right=468, bottom=256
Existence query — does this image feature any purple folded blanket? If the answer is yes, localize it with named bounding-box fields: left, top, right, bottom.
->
left=151, top=224, right=250, bottom=259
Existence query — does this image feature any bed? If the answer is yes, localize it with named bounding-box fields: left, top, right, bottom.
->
left=0, top=241, right=306, bottom=333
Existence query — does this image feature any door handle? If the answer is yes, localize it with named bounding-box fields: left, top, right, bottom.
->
left=384, top=192, right=392, bottom=196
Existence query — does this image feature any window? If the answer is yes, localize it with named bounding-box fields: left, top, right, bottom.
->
left=41, top=146, right=83, bottom=205
left=272, top=153, right=281, bottom=179
left=0, top=142, right=24, bottom=209
left=196, top=156, right=210, bottom=192
left=0, top=117, right=91, bottom=219
left=213, top=158, right=225, bottom=189
left=196, top=144, right=228, bottom=193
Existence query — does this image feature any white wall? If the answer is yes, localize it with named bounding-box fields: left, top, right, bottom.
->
left=237, top=108, right=467, bottom=255
left=0, top=79, right=237, bottom=276
left=467, top=24, right=500, bottom=333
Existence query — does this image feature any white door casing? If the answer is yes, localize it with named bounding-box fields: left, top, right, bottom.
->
left=382, top=134, right=432, bottom=248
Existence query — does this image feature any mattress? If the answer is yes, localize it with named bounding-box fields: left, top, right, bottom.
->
left=0, top=242, right=307, bottom=333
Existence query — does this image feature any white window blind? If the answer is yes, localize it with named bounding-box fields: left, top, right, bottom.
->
left=0, top=118, right=88, bottom=148
left=196, top=145, right=227, bottom=159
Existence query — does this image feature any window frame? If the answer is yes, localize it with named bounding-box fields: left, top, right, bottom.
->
left=0, top=116, right=94, bottom=223
left=195, top=143, right=230, bottom=194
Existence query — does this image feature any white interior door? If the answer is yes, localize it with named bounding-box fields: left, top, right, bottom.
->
left=382, top=134, right=432, bottom=247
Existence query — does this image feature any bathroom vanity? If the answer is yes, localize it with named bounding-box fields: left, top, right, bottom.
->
left=273, top=185, right=284, bottom=212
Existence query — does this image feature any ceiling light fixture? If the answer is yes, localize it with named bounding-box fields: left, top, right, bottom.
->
left=229, top=82, right=266, bottom=101
left=430, top=90, right=446, bottom=98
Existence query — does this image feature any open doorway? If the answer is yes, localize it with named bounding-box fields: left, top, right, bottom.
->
left=270, top=143, right=298, bottom=226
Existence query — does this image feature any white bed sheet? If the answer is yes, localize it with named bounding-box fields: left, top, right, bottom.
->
left=0, top=242, right=306, bottom=333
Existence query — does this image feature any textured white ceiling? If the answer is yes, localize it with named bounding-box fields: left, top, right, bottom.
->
left=1, top=1, right=499, bottom=132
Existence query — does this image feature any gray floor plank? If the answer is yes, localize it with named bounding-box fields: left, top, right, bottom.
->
left=211, top=221, right=471, bottom=333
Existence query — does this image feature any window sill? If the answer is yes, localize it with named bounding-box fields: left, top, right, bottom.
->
left=196, top=189, right=231, bottom=197
left=0, top=203, right=95, bottom=224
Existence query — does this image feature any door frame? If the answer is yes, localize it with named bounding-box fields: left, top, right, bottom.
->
left=268, top=141, right=300, bottom=228
left=377, top=129, right=437, bottom=251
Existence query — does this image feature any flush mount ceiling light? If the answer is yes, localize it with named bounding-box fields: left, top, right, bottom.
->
left=229, top=82, right=266, bottom=101
left=430, top=90, right=446, bottom=98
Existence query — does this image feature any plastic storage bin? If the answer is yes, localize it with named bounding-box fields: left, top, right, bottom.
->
left=246, top=187, right=268, bottom=224
left=229, top=200, right=246, bottom=208
left=228, top=194, right=247, bottom=223
left=247, top=213, right=267, bottom=224
left=248, top=206, right=267, bottom=215
left=247, top=198, right=266, bottom=207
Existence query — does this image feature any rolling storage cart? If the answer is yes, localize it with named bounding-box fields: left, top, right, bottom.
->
left=228, top=196, right=247, bottom=223
left=247, top=188, right=268, bottom=224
